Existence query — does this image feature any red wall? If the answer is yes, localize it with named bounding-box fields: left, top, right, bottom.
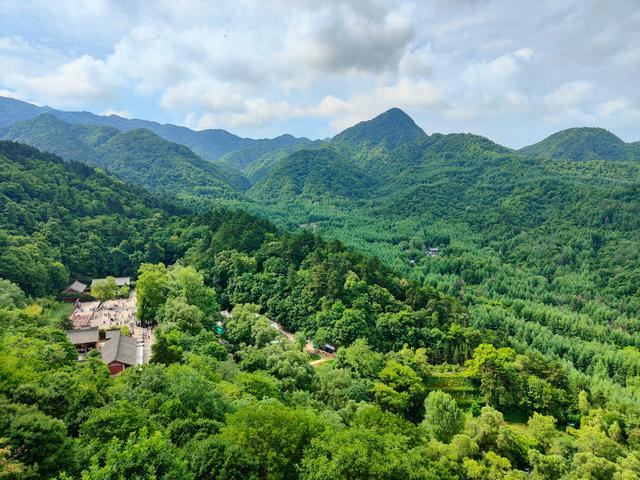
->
left=108, top=362, right=126, bottom=375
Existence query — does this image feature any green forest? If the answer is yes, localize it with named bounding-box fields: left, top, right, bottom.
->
left=1, top=96, right=640, bottom=480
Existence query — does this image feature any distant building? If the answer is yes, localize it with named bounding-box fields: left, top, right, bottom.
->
left=64, top=280, right=88, bottom=294
left=427, top=247, right=440, bottom=257
left=321, top=344, right=337, bottom=354
left=66, top=326, right=99, bottom=355
left=101, top=330, right=138, bottom=375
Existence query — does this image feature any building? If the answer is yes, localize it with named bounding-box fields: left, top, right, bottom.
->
left=101, top=330, right=138, bottom=375
left=64, top=280, right=88, bottom=294
left=427, top=247, right=440, bottom=257
left=61, top=280, right=89, bottom=300
left=321, top=344, right=337, bottom=354
left=65, top=326, right=99, bottom=355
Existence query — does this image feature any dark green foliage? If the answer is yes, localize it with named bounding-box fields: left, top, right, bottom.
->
left=0, top=141, right=183, bottom=296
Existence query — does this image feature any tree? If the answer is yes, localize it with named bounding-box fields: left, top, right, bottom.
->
left=167, top=265, right=220, bottom=320
left=335, top=338, right=384, bottom=379
left=91, top=276, right=117, bottom=305
left=219, top=400, right=326, bottom=480
left=422, top=390, right=466, bottom=443
left=466, top=344, right=519, bottom=410
left=372, top=360, right=426, bottom=421
left=136, top=263, right=168, bottom=324
left=0, top=400, right=71, bottom=478
left=187, top=436, right=259, bottom=480
left=527, top=413, right=557, bottom=453
left=162, top=297, right=205, bottom=335
left=81, top=429, right=192, bottom=480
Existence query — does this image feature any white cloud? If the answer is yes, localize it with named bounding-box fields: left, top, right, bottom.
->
left=0, top=0, right=639, bottom=143
left=544, top=81, right=593, bottom=109
left=5, top=54, right=120, bottom=107
left=101, top=108, right=130, bottom=118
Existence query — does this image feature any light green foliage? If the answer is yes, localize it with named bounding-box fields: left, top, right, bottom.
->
left=422, top=390, right=466, bottom=443
left=136, top=263, right=169, bottom=323
left=91, top=276, right=117, bottom=304
left=372, top=359, right=426, bottom=420
left=219, top=400, right=326, bottom=480
left=81, top=429, right=192, bottom=480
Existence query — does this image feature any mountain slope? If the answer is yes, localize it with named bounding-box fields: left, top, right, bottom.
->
left=519, top=127, right=639, bottom=161
left=0, top=96, right=45, bottom=127
left=333, top=107, right=427, bottom=152
left=0, top=141, right=182, bottom=296
left=1, top=114, right=248, bottom=199
left=96, top=129, right=249, bottom=198
left=1, top=113, right=117, bottom=163
left=249, top=148, right=374, bottom=202
left=0, top=96, right=309, bottom=161
left=216, top=134, right=312, bottom=171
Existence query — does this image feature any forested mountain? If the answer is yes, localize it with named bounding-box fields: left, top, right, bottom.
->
left=248, top=148, right=375, bottom=202
left=520, top=127, right=640, bottom=162
left=1, top=113, right=249, bottom=200
left=0, top=141, right=183, bottom=297
left=333, top=107, right=427, bottom=152
left=0, top=96, right=307, bottom=161
left=216, top=134, right=313, bottom=171
left=0, top=113, right=116, bottom=164
left=3, top=140, right=640, bottom=479
left=0, top=96, right=46, bottom=127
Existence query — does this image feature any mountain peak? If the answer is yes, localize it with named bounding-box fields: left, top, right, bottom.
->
left=333, top=107, right=426, bottom=150
left=520, top=127, right=637, bottom=162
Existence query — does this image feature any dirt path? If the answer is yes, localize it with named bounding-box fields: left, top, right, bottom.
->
left=310, top=357, right=334, bottom=367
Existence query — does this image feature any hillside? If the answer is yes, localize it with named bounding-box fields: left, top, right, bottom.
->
left=248, top=148, right=375, bottom=202
left=1, top=113, right=117, bottom=164
left=519, top=127, right=639, bottom=161
left=3, top=140, right=640, bottom=480
left=1, top=114, right=249, bottom=200
left=96, top=128, right=249, bottom=198
left=333, top=107, right=427, bottom=152
left=216, top=134, right=312, bottom=171
left=0, top=96, right=48, bottom=127
left=0, top=141, right=182, bottom=296
left=0, top=96, right=308, bottom=161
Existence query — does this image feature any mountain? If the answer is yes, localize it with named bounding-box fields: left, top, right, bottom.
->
left=1, top=113, right=249, bottom=200
left=1, top=113, right=117, bottom=163
left=216, top=134, right=313, bottom=171
left=248, top=148, right=374, bottom=202
left=332, top=107, right=427, bottom=152
left=0, top=140, right=182, bottom=296
left=96, top=128, right=249, bottom=197
left=0, top=96, right=309, bottom=161
left=519, top=127, right=639, bottom=161
left=0, top=96, right=45, bottom=127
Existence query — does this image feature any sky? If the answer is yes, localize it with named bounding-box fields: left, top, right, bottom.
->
left=0, top=0, right=638, bottom=147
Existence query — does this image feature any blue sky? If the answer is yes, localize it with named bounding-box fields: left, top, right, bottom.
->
left=0, top=0, right=638, bottom=147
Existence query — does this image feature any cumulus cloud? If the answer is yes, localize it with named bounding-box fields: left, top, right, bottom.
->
left=284, top=4, right=414, bottom=73
left=6, top=55, right=120, bottom=107
left=0, top=0, right=638, bottom=144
